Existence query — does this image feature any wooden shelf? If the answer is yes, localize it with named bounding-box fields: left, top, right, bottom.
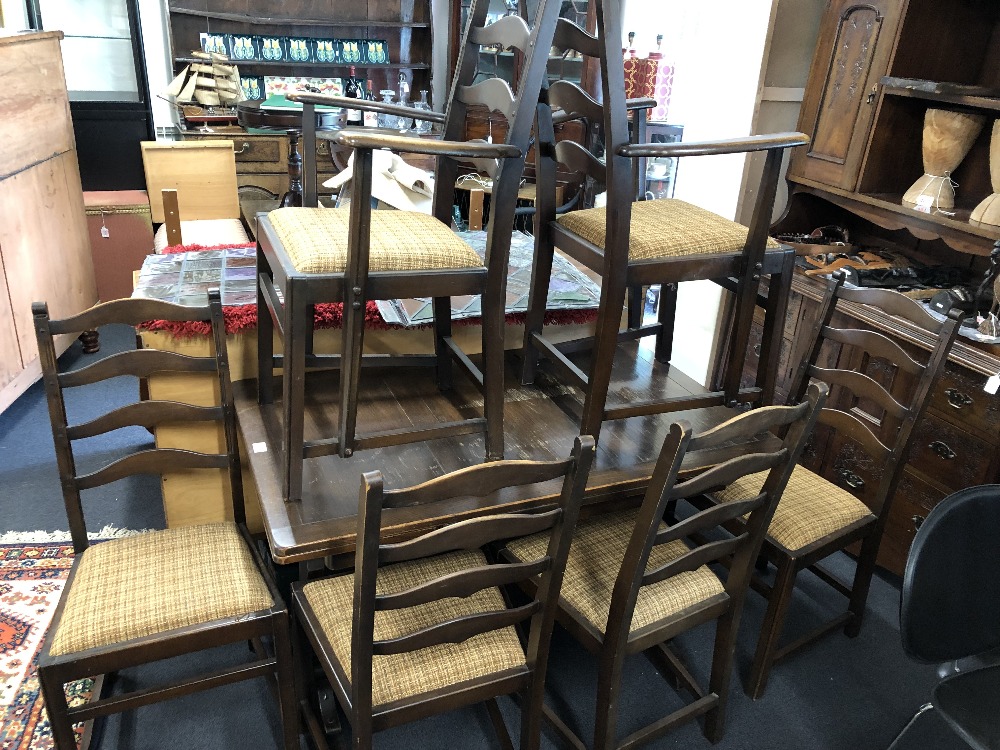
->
left=176, top=57, right=430, bottom=71
left=169, top=7, right=431, bottom=28
left=881, top=81, right=1000, bottom=115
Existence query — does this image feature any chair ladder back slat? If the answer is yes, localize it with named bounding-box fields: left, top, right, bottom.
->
left=67, top=401, right=224, bottom=440
left=552, top=16, right=602, bottom=58
left=686, top=401, right=811, bottom=453
left=374, top=558, right=551, bottom=612
left=457, top=79, right=516, bottom=122
left=671, top=452, right=786, bottom=500
left=836, top=284, right=950, bottom=330
left=470, top=14, right=531, bottom=52
left=371, top=601, right=542, bottom=656
left=554, top=140, right=607, bottom=188
left=75, top=449, right=230, bottom=491
left=642, top=534, right=749, bottom=589
left=384, top=458, right=573, bottom=508
left=816, top=407, right=892, bottom=462
left=378, top=510, right=562, bottom=565
left=45, top=297, right=212, bottom=334
left=655, top=495, right=764, bottom=550
left=59, top=349, right=217, bottom=388
left=810, top=366, right=909, bottom=420
left=822, top=326, right=925, bottom=376
left=549, top=80, right=604, bottom=126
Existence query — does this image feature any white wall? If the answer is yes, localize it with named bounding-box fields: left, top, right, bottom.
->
left=622, top=0, right=775, bottom=385
left=0, top=0, right=28, bottom=29
left=138, top=0, right=176, bottom=130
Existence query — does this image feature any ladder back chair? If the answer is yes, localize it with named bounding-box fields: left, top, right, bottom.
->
left=503, top=383, right=827, bottom=749
left=713, top=275, right=964, bottom=698
left=292, top=436, right=595, bottom=749
left=33, top=292, right=298, bottom=750
left=255, top=0, right=564, bottom=500
left=520, top=0, right=808, bottom=442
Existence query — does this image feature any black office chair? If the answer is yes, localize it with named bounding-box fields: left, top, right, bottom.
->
left=890, top=484, right=1000, bottom=750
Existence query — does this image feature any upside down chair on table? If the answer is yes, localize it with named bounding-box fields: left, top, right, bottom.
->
left=519, top=0, right=809, bottom=443
left=255, top=0, right=564, bottom=500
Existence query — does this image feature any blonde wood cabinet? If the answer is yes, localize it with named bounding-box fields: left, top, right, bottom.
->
left=0, top=31, right=98, bottom=413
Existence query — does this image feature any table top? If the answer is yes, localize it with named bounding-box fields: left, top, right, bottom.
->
left=235, top=345, right=759, bottom=567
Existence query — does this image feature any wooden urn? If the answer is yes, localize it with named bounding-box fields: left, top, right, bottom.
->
left=902, top=108, right=986, bottom=211
left=970, top=120, right=1000, bottom=227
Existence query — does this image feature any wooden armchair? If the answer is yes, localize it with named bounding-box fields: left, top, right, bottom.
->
left=520, top=0, right=808, bottom=443
left=292, top=436, right=595, bottom=749
left=712, top=276, right=963, bottom=698
left=255, top=0, right=565, bottom=499
left=141, top=140, right=249, bottom=252
left=502, top=383, right=827, bottom=748
left=32, top=292, right=297, bottom=750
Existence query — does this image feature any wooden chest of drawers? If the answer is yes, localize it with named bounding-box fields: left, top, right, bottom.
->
left=180, top=130, right=340, bottom=198
left=741, top=273, right=1000, bottom=576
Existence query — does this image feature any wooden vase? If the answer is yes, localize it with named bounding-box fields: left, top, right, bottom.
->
left=902, top=109, right=986, bottom=210
left=970, top=120, right=1000, bottom=227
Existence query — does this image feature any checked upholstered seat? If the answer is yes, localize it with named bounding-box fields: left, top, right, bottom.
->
left=507, top=509, right=726, bottom=635
left=301, top=549, right=526, bottom=707
left=716, top=465, right=874, bottom=553
left=556, top=198, right=783, bottom=262
left=268, top=207, right=483, bottom=274
left=48, top=522, right=274, bottom=656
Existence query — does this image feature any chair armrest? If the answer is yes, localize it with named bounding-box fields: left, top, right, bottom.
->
left=618, top=131, right=810, bottom=158
left=288, top=92, right=446, bottom=124
left=626, top=97, right=657, bottom=111
left=335, top=130, right=522, bottom=160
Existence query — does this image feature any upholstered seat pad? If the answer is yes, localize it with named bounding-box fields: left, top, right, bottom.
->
left=268, top=207, right=484, bottom=274
left=153, top=218, right=249, bottom=253
left=715, top=465, right=874, bottom=553
left=555, top=198, right=781, bottom=262
left=301, top=549, right=526, bottom=708
left=507, top=509, right=725, bottom=636
left=49, top=522, right=273, bottom=656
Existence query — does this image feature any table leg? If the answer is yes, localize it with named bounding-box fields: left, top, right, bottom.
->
left=280, top=129, right=304, bottom=208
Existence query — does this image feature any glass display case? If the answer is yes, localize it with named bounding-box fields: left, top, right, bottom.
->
left=25, top=0, right=152, bottom=189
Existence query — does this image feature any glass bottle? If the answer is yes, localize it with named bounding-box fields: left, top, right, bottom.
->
left=397, top=73, right=413, bottom=131
left=413, top=90, right=432, bottom=133
left=378, top=89, right=396, bottom=129
left=363, top=79, right=379, bottom=127
left=345, top=66, right=363, bottom=126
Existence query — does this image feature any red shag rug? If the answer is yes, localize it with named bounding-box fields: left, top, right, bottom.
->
left=0, top=530, right=137, bottom=748
left=141, top=242, right=599, bottom=339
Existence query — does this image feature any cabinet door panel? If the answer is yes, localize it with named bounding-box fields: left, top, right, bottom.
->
left=0, top=249, right=23, bottom=392
left=790, top=0, right=900, bottom=190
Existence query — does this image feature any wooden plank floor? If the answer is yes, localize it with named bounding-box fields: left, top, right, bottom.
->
left=236, top=343, right=753, bottom=564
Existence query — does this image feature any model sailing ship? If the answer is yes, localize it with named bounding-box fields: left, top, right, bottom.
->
left=162, top=51, right=244, bottom=122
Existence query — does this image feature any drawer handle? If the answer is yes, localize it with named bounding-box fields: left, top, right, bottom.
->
left=837, top=468, right=865, bottom=491
left=753, top=344, right=762, bottom=357
left=235, top=142, right=251, bottom=155
left=944, top=388, right=973, bottom=410
left=911, top=514, right=925, bottom=531
left=929, top=440, right=956, bottom=460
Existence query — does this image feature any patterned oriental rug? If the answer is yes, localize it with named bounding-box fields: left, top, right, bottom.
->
left=0, top=531, right=136, bottom=749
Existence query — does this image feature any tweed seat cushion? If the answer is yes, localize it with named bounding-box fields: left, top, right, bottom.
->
left=301, top=549, right=526, bottom=707
left=715, top=465, right=875, bottom=553
left=49, top=522, right=273, bottom=656
left=555, top=198, right=782, bottom=262
left=268, top=207, right=484, bottom=274
left=507, top=509, right=725, bottom=636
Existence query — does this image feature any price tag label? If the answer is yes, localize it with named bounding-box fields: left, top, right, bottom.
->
left=252, top=441, right=268, bottom=453
left=914, top=195, right=934, bottom=213
left=100, top=225, right=110, bottom=238
left=985, top=373, right=1000, bottom=396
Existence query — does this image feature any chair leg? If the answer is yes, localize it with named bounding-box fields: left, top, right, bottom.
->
left=626, top=284, right=643, bottom=329
left=282, top=288, right=308, bottom=500
left=654, top=283, right=677, bottom=364
left=486, top=698, right=515, bottom=750
left=845, top=531, right=881, bottom=638
left=339, top=284, right=368, bottom=460
left=593, top=645, right=628, bottom=750
left=521, top=229, right=556, bottom=386
left=432, top=296, right=454, bottom=391
left=746, top=556, right=798, bottom=700
left=39, top=669, right=77, bottom=750
left=580, top=275, right=629, bottom=442
left=481, top=284, right=505, bottom=461
left=273, top=612, right=302, bottom=750
left=704, top=609, right=740, bottom=742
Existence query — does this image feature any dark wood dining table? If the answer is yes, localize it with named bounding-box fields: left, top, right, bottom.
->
left=233, top=344, right=767, bottom=592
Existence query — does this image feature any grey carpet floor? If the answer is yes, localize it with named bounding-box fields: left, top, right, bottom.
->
left=0, top=325, right=967, bottom=749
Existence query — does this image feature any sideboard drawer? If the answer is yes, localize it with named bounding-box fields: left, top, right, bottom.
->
left=232, top=137, right=281, bottom=164
left=908, top=413, right=994, bottom=491
left=929, top=365, right=1000, bottom=439
left=880, top=469, right=946, bottom=575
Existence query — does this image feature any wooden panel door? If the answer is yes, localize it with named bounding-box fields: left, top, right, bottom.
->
left=788, top=0, right=901, bottom=191
left=0, top=248, right=23, bottom=393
